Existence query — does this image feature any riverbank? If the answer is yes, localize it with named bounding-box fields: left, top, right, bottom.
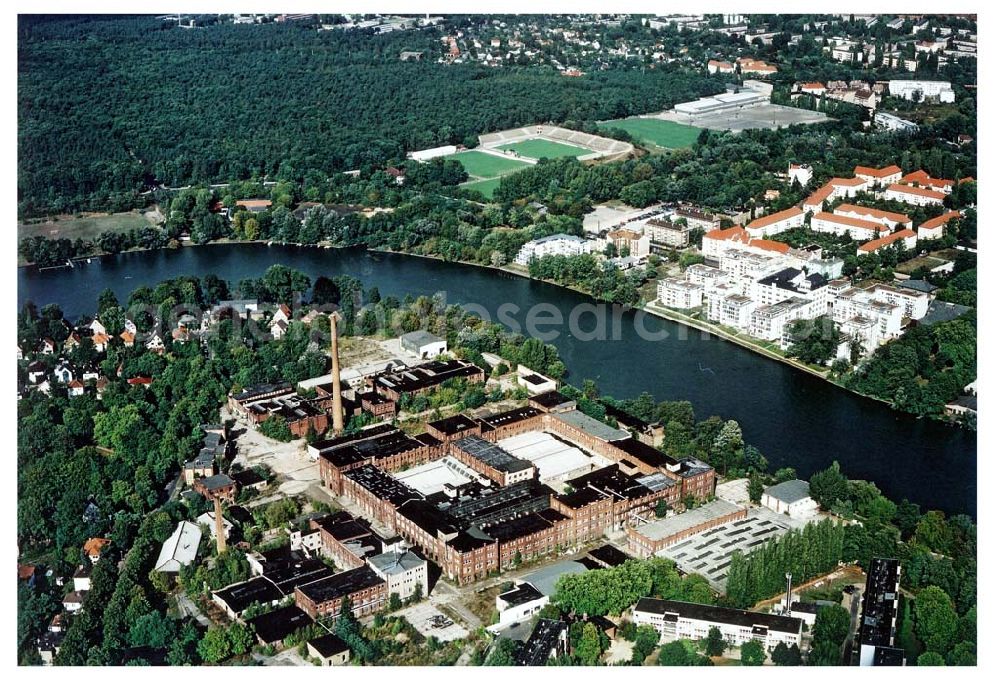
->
left=369, top=246, right=922, bottom=419
left=20, top=239, right=958, bottom=425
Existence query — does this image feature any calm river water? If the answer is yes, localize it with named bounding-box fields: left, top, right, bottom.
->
left=17, top=244, right=976, bottom=516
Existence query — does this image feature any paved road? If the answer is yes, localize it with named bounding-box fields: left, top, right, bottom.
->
left=842, top=589, right=863, bottom=665
left=175, top=592, right=211, bottom=627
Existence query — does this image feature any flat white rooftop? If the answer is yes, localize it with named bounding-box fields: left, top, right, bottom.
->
left=499, top=431, right=611, bottom=486
left=392, top=456, right=486, bottom=495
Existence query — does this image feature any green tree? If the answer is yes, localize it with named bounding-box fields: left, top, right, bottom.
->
left=574, top=623, right=603, bottom=665
left=914, top=586, right=958, bottom=655
left=485, top=637, right=518, bottom=666
left=748, top=473, right=764, bottom=504
left=916, top=651, right=945, bottom=666
left=632, top=625, right=660, bottom=663
left=809, top=461, right=849, bottom=510
left=770, top=641, right=801, bottom=666
left=807, top=640, right=841, bottom=666
left=658, top=640, right=692, bottom=666
left=740, top=639, right=765, bottom=666
left=812, top=605, right=851, bottom=648
left=704, top=626, right=726, bottom=657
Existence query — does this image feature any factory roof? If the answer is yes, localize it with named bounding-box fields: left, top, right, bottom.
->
left=634, top=598, right=802, bottom=635
left=453, top=436, right=535, bottom=474
left=427, top=414, right=480, bottom=437
left=295, top=565, right=385, bottom=605
left=552, top=410, right=630, bottom=442
left=246, top=605, right=313, bottom=645
left=588, top=544, right=632, bottom=567
left=632, top=499, right=743, bottom=542
left=213, top=577, right=284, bottom=615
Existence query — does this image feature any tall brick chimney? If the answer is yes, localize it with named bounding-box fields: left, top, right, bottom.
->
left=330, top=313, right=345, bottom=433
left=214, top=496, right=227, bottom=554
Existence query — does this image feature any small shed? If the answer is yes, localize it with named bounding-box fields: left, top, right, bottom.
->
left=400, top=330, right=447, bottom=359
left=761, top=479, right=819, bottom=518
left=307, top=633, right=351, bottom=666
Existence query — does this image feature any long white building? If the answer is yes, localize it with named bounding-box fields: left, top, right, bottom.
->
left=633, top=598, right=802, bottom=652
left=515, top=233, right=597, bottom=265
left=884, top=184, right=946, bottom=207
left=887, top=80, right=955, bottom=103
left=810, top=211, right=889, bottom=241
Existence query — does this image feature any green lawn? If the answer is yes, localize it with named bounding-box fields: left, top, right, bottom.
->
left=18, top=210, right=163, bottom=242
left=461, top=177, right=504, bottom=199
left=598, top=117, right=702, bottom=148
left=445, top=150, right=532, bottom=179
left=496, top=138, right=592, bottom=160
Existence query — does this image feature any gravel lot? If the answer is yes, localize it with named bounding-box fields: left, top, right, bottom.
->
left=397, top=602, right=470, bottom=642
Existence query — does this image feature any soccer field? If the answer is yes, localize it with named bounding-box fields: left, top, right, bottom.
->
left=598, top=117, right=702, bottom=148
left=497, top=138, right=591, bottom=160
left=446, top=150, right=532, bottom=179
left=460, top=177, right=504, bottom=198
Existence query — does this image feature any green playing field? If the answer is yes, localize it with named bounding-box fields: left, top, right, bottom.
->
left=446, top=150, right=532, bottom=179
left=497, top=138, right=591, bottom=159
left=461, top=177, right=504, bottom=199
left=598, top=117, right=702, bottom=148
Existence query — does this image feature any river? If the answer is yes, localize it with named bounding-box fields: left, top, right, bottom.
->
left=17, top=243, right=976, bottom=516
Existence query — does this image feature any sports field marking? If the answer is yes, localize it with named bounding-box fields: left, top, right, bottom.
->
left=496, top=138, right=591, bottom=160
left=445, top=150, right=532, bottom=179
left=597, top=117, right=702, bottom=148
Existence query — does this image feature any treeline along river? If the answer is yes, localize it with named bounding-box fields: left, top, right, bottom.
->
left=17, top=244, right=976, bottom=517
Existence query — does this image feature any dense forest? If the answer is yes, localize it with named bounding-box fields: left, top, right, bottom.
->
left=17, top=15, right=721, bottom=216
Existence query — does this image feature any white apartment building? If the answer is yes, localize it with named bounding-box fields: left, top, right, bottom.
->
left=828, top=283, right=905, bottom=341
left=840, top=315, right=881, bottom=355
left=515, top=233, right=596, bottom=265
left=871, top=285, right=930, bottom=320
left=857, top=229, right=918, bottom=255
left=711, top=293, right=756, bottom=329
left=685, top=263, right=729, bottom=288
left=810, top=211, right=888, bottom=240
left=749, top=298, right=817, bottom=342
left=916, top=211, right=961, bottom=240
left=884, top=184, right=946, bottom=206
left=719, top=250, right=787, bottom=283
left=833, top=204, right=912, bottom=230
left=633, top=598, right=802, bottom=652
left=701, top=226, right=750, bottom=261
left=888, top=79, right=955, bottom=103
left=752, top=268, right=829, bottom=308
left=853, top=165, right=903, bottom=189
left=657, top=278, right=704, bottom=310
left=744, top=206, right=805, bottom=238
left=788, top=163, right=813, bottom=187
left=644, top=218, right=692, bottom=249
left=607, top=227, right=651, bottom=258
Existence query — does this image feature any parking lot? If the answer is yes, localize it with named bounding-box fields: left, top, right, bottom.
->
left=397, top=602, right=470, bottom=642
